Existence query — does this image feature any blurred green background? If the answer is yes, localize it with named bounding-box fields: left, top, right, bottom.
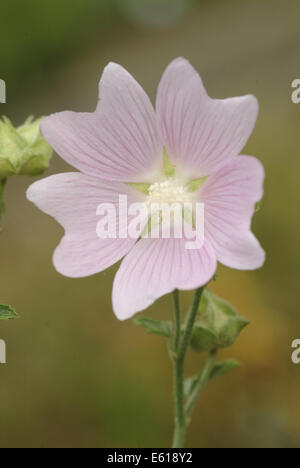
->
left=0, top=0, right=299, bottom=448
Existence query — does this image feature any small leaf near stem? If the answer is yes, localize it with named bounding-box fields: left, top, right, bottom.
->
left=209, top=359, right=240, bottom=381
left=184, top=358, right=240, bottom=398
left=134, top=316, right=172, bottom=338
left=184, top=349, right=217, bottom=418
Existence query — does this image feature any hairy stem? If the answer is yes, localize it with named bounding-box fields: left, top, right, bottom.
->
left=171, top=287, right=204, bottom=448
left=172, top=289, right=180, bottom=351
left=185, top=349, right=217, bottom=418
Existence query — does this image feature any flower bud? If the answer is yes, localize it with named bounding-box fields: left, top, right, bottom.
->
left=0, top=116, right=52, bottom=178
left=189, top=289, right=249, bottom=353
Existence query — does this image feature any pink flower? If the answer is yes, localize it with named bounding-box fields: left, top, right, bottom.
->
left=27, top=58, right=265, bottom=320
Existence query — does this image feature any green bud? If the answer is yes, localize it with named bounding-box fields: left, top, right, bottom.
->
left=189, top=289, right=250, bottom=353
left=0, top=116, right=52, bottom=178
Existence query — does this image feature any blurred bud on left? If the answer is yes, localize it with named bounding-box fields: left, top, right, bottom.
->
left=0, top=116, right=52, bottom=225
left=0, top=116, right=52, bottom=178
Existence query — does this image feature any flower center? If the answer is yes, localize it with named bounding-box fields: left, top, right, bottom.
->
left=146, top=179, right=192, bottom=211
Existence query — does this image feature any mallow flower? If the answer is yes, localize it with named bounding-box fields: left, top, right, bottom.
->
left=27, top=58, right=265, bottom=320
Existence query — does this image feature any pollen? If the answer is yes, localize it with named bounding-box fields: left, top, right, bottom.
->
left=146, top=179, right=192, bottom=211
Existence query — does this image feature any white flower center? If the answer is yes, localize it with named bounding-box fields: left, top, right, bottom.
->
left=146, top=179, right=191, bottom=211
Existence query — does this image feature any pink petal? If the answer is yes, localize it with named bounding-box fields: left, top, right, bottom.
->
left=112, top=235, right=216, bottom=320
left=199, top=155, right=265, bottom=270
left=27, top=173, right=146, bottom=278
left=156, top=58, right=258, bottom=177
left=41, top=63, right=163, bottom=182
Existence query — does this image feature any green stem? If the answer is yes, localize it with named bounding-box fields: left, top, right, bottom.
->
left=172, top=290, right=180, bottom=351
left=0, top=178, right=7, bottom=227
left=178, top=288, right=204, bottom=364
left=185, top=349, right=217, bottom=418
left=171, top=287, right=204, bottom=448
left=171, top=290, right=183, bottom=448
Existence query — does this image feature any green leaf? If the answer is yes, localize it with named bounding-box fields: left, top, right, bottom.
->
left=184, top=359, right=240, bottom=397
left=189, top=289, right=250, bottom=352
left=209, top=359, right=241, bottom=381
left=0, top=304, right=18, bottom=320
left=134, top=316, right=172, bottom=338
